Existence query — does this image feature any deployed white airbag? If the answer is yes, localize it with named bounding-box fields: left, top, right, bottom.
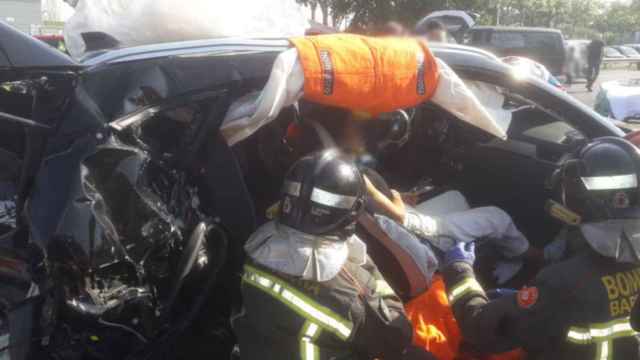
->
left=222, top=48, right=304, bottom=145
left=64, top=0, right=308, bottom=59
left=430, top=59, right=508, bottom=139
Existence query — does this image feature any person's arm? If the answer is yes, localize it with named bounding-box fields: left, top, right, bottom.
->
left=351, top=258, right=415, bottom=358
left=363, top=175, right=406, bottom=222
left=442, top=244, right=568, bottom=353
left=363, top=175, right=439, bottom=239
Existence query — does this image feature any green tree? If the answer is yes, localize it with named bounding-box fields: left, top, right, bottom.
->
left=301, top=0, right=639, bottom=42
left=329, top=0, right=451, bottom=29
left=295, top=0, right=335, bottom=26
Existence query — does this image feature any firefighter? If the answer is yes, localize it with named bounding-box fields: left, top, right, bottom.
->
left=441, top=137, right=640, bottom=359
left=232, top=149, right=435, bottom=360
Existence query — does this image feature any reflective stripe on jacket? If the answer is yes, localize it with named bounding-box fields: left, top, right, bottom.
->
left=234, top=258, right=414, bottom=360
left=443, top=245, right=640, bottom=360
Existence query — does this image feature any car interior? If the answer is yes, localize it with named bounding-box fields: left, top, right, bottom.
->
left=0, top=65, right=609, bottom=358
left=225, top=75, right=591, bottom=297
left=0, top=71, right=582, bottom=304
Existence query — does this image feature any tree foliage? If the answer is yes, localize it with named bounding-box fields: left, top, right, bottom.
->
left=297, top=0, right=640, bottom=42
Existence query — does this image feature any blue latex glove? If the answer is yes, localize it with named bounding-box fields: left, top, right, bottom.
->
left=486, top=288, right=518, bottom=300
left=443, top=242, right=476, bottom=268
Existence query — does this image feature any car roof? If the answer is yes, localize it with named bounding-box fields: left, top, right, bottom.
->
left=469, top=26, right=562, bottom=34
left=81, top=37, right=503, bottom=70
left=81, top=38, right=291, bottom=67
left=76, top=36, right=622, bottom=140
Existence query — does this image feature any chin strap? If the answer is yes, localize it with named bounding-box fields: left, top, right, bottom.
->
left=546, top=199, right=582, bottom=226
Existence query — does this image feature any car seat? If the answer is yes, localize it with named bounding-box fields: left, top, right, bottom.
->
left=359, top=172, right=470, bottom=301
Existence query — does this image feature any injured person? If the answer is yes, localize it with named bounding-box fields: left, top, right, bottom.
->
left=363, top=174, right=542, bottom=286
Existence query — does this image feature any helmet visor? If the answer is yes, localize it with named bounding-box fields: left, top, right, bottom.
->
left=581, top=174, right=638, bottom=191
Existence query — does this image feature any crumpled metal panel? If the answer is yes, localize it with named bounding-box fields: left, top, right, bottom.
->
left=30, top=126, right=204, bottom=278
left=80, top=140, right=182, bottom=270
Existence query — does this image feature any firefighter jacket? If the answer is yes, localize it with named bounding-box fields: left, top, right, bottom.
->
left=442, top=237, right=640, bottom=360
left=234, top=257, right=422, bottom=360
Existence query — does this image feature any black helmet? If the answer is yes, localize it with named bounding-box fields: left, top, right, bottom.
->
left=553, top=137, right=640, bottom=222
left=278, top=149, right=365, bottom=238
left=551, top=137, right=640, bottom=262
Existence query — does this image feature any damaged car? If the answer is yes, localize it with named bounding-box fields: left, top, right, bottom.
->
left=0, top=20, right=626, bottom=360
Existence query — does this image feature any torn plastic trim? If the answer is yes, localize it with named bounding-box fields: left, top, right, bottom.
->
left=0, top=111, right=54, bottom=133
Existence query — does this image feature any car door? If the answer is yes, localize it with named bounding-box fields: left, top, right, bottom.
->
left=0, top=21, right=78, bottom=237
left=454, top=74, right=621, bottom=246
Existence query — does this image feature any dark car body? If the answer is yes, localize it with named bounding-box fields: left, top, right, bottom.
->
left=0, top=20, right=624, bottom=359
left=465, top=26, right=566, bottom=76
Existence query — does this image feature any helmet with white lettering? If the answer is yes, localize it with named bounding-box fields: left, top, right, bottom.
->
left=278, top=149, right=366, bottom=238
left=550, top=137, right=640, bottom=262
left=553, top=137, right=640, bottom=222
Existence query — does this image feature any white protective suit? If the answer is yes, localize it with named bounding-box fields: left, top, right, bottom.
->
left=245, top=221, right=367, bottom=282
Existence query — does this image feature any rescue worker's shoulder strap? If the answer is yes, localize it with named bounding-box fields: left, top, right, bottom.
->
left=243, top=264, right=354, bottom=341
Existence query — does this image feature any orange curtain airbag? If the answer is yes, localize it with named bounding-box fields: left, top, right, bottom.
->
left=289, top=34, right=439, bottom=116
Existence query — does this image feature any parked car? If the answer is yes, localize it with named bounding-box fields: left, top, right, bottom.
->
left=604, top=46, right=627, bottom=59
left=0, top=20, right=625, bottom=360
left=415, top=10, right=478, bottom=43
left=625, top=44, right=640, bottom=53
left=464, top=26, right=567, bottom=76
left=612, top=45, right=640, bottom=59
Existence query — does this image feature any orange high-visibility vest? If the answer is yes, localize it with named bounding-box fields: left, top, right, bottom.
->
left=289, top=34, right=439, bottom=116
